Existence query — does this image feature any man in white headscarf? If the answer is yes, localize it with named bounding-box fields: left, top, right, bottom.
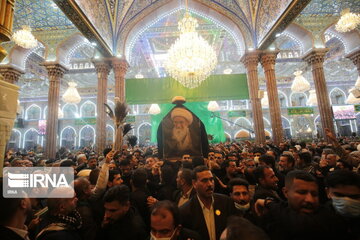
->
left=170, top=108, right=193, bottom=152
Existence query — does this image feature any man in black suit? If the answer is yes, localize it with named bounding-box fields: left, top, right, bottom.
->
left=0, top=182, right=32, bottom=240
left=179, top=165, right=237, bottom=240
left=173, top=168, right=196, bottom=207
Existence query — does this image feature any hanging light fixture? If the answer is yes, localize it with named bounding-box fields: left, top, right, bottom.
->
left=207, top=101, right=219, bottom=112
left=335, top=9, right=360, bottom=33
left=307, top=89, right=318, bottom=106
left=261, top=91, right=269, bottom=108
left=164, top=0, right=217, bottom=89
left=291, top=70, right=311, bottom=93
left=62, top=82, right=81, bottom=104
left=346, top=88, right=360, bottom=104
left=12, top=26, right=38, bottom=49
left=148, top=104, right=161, bottom=115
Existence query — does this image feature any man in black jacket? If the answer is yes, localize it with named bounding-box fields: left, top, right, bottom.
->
left=98, top=185, right=148, bottom=240
left=179, top=165, right=237, bottom=240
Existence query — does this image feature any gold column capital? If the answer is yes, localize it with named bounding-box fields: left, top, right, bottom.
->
left=241, top=51, right=261, bottom=69
left=346, top=48, right=360, bottom=73
left=42, top=62, right=68, bottom=78
left=260, top=50, right=279, bottom=68
left=92, top=59, right=111, bottom=75
left=303, top=48, right=329, bottom=65
left=0, top=65, right=25, bottom=84
left=112, top=57, right=129, bottom=76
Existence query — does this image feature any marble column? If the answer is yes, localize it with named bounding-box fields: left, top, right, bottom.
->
left=112, top=58, right=128, bottom=102
left=0, top=65, right=24, bottom=84
left=303, top=49, right=335, bottom=142
left=43, top=63, right=67, bottom=159
left=346, top=49, right=360, bottom=75
left=261, top=51, right=283, bottom=145
left=241, top=51, right=266, bottom=144
left=93, top=60, right=110, bottom=153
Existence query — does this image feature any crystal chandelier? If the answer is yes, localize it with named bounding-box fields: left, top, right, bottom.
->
left=307, top=89, right=318, bottom=106
left=291, top=70, right=311, bottom=93
left=165, top=5, right=217, bottom=89
left=346, top=88, right=360, bottom=104
left=207, top=101, right=219, bottom=112
left=148, top=104, right=161, bottom=115
left=261, top=91, right=269, bottom=108
left=335, top=9, right=360, bottom=33
left=12, top=26, right=38, bottom=49
left=62, top=82, right=81, bottom=104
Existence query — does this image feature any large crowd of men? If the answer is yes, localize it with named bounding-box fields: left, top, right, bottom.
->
left=1, top=129, right=360, bottom=240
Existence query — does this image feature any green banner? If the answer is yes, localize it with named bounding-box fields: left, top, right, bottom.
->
left=287, top=107, right=314, bottom=115
left=126, top=115, right=136, bottom=123
left=126, top=74, right=249, bottom=104
left=354, top=105, right=360, bottom=112
left=150, top=102, right=225, bottom=144
left=228, top=110, right=246, bottom=117
left=75, top=118, right=96, bottom=125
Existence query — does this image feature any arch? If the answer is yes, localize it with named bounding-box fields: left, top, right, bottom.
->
left=62, top=103, right=79, bottom=119
left=78, top=125, right=96, bottom=147
left=224, top=131, right=231, bottom=141
left=323, top=25, right=360, bottom=54
left=7, top=40, right=47, bottom=70
left=23, top=128, right=39, bottom=149
left=25, top=104, right=42, bottom=120
left=56, top=33, right=93, bottom=66
left=234, top=129, right=251, bottom=139
left=106, top=124, right=115, bottom=144
left=8, top=129, right=22, bottom=149
left=233, top=117, right=252, bottom=128
left=290, top=92, right=308, bottom=107
left=263, top=117, right=271, bottom=128
left=278, top=90, right=288, bottom=107
left=123, top=0, right=250, bottom=60
left=281, top=116, right=292, bottom=137
left=329, top=87, right=347, bottom=105
left=43, top=106, right=47, bottom=119
left=60, top=126, right=77, bottom=148
left=281, top=23, right=313, bottom=54
left=137, top=122, right=152, bottom=145
left=80, top=100, right=96, bottom=117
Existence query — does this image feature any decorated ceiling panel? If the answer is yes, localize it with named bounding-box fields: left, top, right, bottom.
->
left=13, top=0, right=75, bottom=31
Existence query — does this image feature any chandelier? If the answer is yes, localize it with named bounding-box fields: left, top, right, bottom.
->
left=165, top=7, right=217, bottom=89
left=148, top=104, right=161, bottom=115
left=346, top=88, right=360, bottom=104
left=12, top=26, right=38, bottom=49
left=207, top=101, right=219, bottom=112
left=261, top=91, right=269, bottom=108
left=62, top=82, right=81, bottom=104
left=307, top=89, right=318, bottom=106
left=335, top=9, right=360, bottom=33
left=291, top=70, right=311, bottom=93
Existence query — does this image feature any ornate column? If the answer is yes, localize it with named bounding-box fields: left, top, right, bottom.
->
left=346, top=49, right=360, bottom=75
left=93, top=60, right=110, bottom=153
left=0, top=65, right=24, bottom=84
left=261, top=51, right=283, bottom=145
left=0, top=0, right=15, bottom=61
left=112, top=57, right=128, bottom=102
left=303, top=49, right=335, bottom=142
left=43, top=63, right=67, bottom=159
left=241, top=51, right=266, bottom=144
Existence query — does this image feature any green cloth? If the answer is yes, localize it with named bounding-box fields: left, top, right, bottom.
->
left=126, top=74, right=249, bottom=104
left=151, top=102, right=225, bottom=144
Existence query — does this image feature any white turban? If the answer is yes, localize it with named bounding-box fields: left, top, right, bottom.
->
left=171, top=108, right=193, bottom=125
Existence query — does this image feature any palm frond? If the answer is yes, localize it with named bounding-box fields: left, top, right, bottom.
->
left=104, top=103, right=114, bottom=119
left=114, top=100, right=129, bottom=127
left=123, top=123, right=133, bottom=136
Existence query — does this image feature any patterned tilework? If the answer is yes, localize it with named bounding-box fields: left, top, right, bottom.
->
left=74, top=0, right=113, bottom=50
left=300, top=0, right=360, bottom=16
left=13, top=0, right=74, bottom=31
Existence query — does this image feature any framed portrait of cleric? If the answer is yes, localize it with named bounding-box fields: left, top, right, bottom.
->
left=159, top=107, right=203, bottom=160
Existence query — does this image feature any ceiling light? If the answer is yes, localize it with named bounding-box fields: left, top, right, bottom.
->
left=307, top=89, right=317, bottom=106
left=148, top=104, right=161, bottom=115
left=207, top=101, right=219, bottom=112
left=62, top=82, right=81, bottom=104
left=335, top=8, right=360, bottom=32
left=291, top=70, right=311, bottom=93
left=223, top=68, right=232, bottom=74
left=12, top=26, right=38, bottom=49
left=135, top=73, right=144, bottom=79
left=91, top=42, right=97, bottom=46
left=164, top=7, right=217, bottom=89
